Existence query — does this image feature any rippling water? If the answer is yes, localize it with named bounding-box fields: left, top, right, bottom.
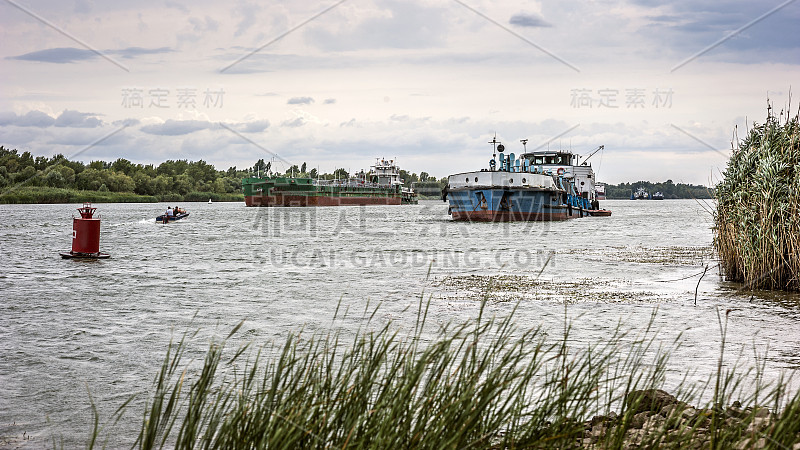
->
left=1, top=200, right=798, bottom=447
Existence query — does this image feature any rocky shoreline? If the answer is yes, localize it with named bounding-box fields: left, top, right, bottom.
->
left=579, top=389, right=800, bottom=449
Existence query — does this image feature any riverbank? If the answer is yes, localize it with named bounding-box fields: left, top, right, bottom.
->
left=0, top=186, right=244, bottom=204
left=77, top=302, right=799, bottom=449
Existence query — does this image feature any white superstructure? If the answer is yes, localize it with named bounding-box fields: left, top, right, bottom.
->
left=370, top=159, right=404, bottom=187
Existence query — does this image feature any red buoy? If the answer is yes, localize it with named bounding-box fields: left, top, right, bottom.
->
left=60, top=202, right=110, bottom=259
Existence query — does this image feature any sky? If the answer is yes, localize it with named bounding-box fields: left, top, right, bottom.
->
left=1, top=0, right=798, bottom=185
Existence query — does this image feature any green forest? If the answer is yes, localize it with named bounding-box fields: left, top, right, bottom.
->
left=0, top=146, right=247, bottom=203
left=604, top=180, right=713, bottom=199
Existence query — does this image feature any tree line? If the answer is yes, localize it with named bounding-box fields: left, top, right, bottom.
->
left=0, top=146, right=245, bottom=198
left=604, top=180, right=713, bottom=199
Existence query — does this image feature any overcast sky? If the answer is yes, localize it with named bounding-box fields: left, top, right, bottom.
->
left=1, top=0, right=798, bottom=184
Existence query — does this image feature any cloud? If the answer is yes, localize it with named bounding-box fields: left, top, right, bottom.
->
left=304, top=0, right=448, bottom=51
left=113, top=118, right=141, bottom=127
left=54, top=110, right=103, bottom=128
left=0, top=110, right=103, bottom=128
left=646, top=15, right=681, bottom=23
left=235, top=120, right=270, bottom=133
left=8, top=46, right=173, bottom=64
left=74, top=0, right=91, bottom=14
left=234, top=2, right=261, bottom=37
left=140, top=119, right=214, bottom=135
left=287, top=96, right=314, bottom=105
left=0, top=111, right=56, bottom=127
left=113, top=47, right=173, bottom=59
left=509, top=13, right=552, bottom=28
left=165, top=1, right=190, bottom=14
left=281, top=117, right=306, bottom=127
left=180, top=16, right=220, bottom=42
left=632, top=1, right=800, bottom=63
left=323, top=98, right=336, bottom=104
left=9, top=47, right=97, bottom=64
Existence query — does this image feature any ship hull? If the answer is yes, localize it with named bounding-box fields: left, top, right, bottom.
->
left=447, top=188, right=588, bottom=222
left=450, top=208, right=572, bottom=221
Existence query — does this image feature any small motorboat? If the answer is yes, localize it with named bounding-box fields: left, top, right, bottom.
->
left=588, top=209, right=612, bottom=217
left=60, top=251, right=111, bottom=259
left=156, top=212, right=190, bottom=223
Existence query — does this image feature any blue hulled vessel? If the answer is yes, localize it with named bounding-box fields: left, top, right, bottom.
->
left=443, top=137, right=611, bottom=221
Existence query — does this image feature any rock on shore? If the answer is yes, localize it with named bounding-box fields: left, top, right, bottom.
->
left=579, top=389, right=800, bottom=449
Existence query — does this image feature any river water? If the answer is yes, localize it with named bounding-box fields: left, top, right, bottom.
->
left=1, top=200, right=799, bottom=447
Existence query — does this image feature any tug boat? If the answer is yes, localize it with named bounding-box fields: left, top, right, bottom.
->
left=631, top=187, right=649, bottom=200
left=595, top=182, right=607, bottom=200
left=443, top=137, right=611, bottom=221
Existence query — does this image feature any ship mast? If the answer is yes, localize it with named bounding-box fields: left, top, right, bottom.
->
left=488, top=134, right=504, bottom=171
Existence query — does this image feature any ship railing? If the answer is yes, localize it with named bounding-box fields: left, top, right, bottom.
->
left=313, top=180, right=399, bottom=190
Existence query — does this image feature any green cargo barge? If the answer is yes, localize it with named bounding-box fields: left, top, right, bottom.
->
left=243, top=159, right=418, bottom=207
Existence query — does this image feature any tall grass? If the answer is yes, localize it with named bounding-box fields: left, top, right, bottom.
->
left=88, top=299, right=800, bottom=449
left=0, top=187, right=159, bottom=204
left=714, top=101, right=800, bottom=291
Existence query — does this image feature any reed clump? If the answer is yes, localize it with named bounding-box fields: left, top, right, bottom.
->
left=88, top=303, right=800, bottom=449
left=714, top=101, right=800, bottom=291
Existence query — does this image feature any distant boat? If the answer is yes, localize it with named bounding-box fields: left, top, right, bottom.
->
left=208, top=199, right=212, bottom=204
left=595, top=182, right=607, bottom=200
left=631, top=187, right=649, bottom=200
left=652, top=192, right=664, bottom=200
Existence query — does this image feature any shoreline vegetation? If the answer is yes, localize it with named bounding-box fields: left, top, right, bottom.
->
left=605, top=181, right=713, bottom=200
left=85, top=301, right=799, bottom=449
left=0, top=186, right=244, bottom=204
left=715, top=103, right=800, bottom=291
